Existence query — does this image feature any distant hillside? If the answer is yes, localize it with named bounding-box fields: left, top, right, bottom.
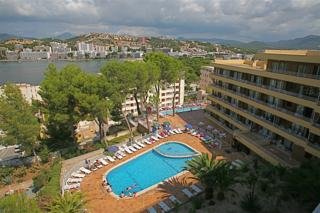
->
left=193, top=35, right=320, bottom=50
left=0, top=33, right=22, bottom=41
left=53, top=32, right=75, bottom=40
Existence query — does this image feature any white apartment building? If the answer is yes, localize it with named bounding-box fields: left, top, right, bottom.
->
left=200, top=66, right=214, bottom=91
left=122, top=79, right=185, bottom=116
left=50, top=42, right=71, bottom=53
left=20, top=49, right=50, bottom=60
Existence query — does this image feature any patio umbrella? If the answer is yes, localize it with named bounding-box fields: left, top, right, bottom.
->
left=107, top=145, right=119, bottom=153
left=185, top=123, right=193, bottom=129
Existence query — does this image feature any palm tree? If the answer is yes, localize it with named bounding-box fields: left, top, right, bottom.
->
left=50, top=192, right=86, bottom=213
left=185, top=154, right=217, bottom=199
left=214, top=160, right=238, bottom=200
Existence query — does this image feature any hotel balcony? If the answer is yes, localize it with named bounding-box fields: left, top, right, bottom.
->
left=210, top=83, right=320, bottom=133
left=233, top=130, right=300, bottom=167
left=211, top=72, right=320, bottom=106
left=207, top=95, right=320, bottom=158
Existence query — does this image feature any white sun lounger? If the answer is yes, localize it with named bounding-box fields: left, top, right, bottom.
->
left=67, top=178, right=82, bottom=183
left=133, top=143, right=141, bottom=150
left=122, top=146, right=133, bottom=154
left=79, top=167, right=91, bottom=174
left=172, top=129, right=180, bottom=134
left=151, top=136, right=159, bottom=141
left=64, top=183, right=80, bottom=190
left=190, top=184, right=203, bottom=195
left=106, top=156, right=115, bottom=162
left=169, top=195, right=181, bottom=204
left=158, top=201, right=171, bottom=212
left=137, top=141, right=145, bottom=147
left=169, top=130, right=176, bottom=135
left=128, top=146, right=137, bottom=152
left=117, top=151, right=126, bottom=157
left=144, top=139, right=152, bottom=145
left=177, top=128, right=183, bottom=133
left=71, top=172, right=85, bottom=178
left=182, top=188, right=194, bottom=198
left=156, top=134, right=163, bottom=139
left=119, top=146, right=125, bottom=152
left=99, top=158, right=108, bottom=166
left=115, top=154, right=123, bottom=159
left=147, top=207, right=157, bottom=213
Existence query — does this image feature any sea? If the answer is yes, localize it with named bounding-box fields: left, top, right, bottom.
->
left=0, top=59, right=109, bottom=85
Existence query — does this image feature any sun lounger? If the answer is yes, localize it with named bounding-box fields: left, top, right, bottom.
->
left=158, top=201, right=171, bottom=212
left=67, top=178, right=82, bottom=183
left=79, top=167, right=91, bottom=174
left=144, top=139, right=152, bottom=145
left=190, top=184, right=203, bottom=195
left=119, top=151, right=127, bottom=157
left=128, top=146, right=137, bottom=152
left=133, top=143, right=141, bottom=150
left=156, top=134, right=163, bottom=139
left=64, top=183, right=80, bottom=190
left=99, top=158, right=108, bottom=166
left=123, top=146, right=133, bottom=154
left=71, top=173, right=85, bottom=178
left=169, top=195, right=182, bottom=204
left=182, top=188, right=194, bottom=198
left=169, top=130, right=176, bottom=135
left=172, top=129, right=180, bottom=134
left=119, top=146, right=125, bottom=152
left=115, top=154, right=123, bottom=159
left=137, top=141, right=145, bottom=147
left=177, top=128, right=183, bottom=133
left=151, top=136, right=159, bottom=141
left=147, top=207, right=157, bottom=213
left=106, top=156, right=115, bottom=162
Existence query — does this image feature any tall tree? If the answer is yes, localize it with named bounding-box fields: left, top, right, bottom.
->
left=0, top=84, right=40, bottom=159
left=100, top=60, right=135, bottom=140
left=39, top=64, right=85, bottom=141
left=144, top=52, right=175, bottom=121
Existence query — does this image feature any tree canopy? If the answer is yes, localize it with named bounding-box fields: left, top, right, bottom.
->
left=0, top=84, right=40, bottom=156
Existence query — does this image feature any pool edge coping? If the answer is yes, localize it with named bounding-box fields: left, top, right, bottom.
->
left=103, top=141, right=201, bottom=199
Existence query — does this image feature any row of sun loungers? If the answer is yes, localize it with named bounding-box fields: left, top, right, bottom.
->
left=147, top=184, right=203, bottom=213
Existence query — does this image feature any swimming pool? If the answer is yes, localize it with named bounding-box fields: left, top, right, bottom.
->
left=160, top=106, right=202, bottom=116
left=106, top=142, right=199, bottom=196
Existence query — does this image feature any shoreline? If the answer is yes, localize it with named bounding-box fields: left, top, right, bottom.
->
left=0, top=58, right=142, bottom=63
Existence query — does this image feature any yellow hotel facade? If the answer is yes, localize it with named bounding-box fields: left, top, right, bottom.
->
left=204, top=50, right=320, bottom=167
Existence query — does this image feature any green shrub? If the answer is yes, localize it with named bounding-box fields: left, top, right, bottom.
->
left=0, top=193, right=41, bottom=213
left=240, top=193, right=261, bottom=213
left=191, top=197, right=203, bottom=210
left=39, top=146, right=50, bottom=163
left=1, top=176, right=12, bottom=185
left=14, top=166, right=27, bottom=178
left=0, top=167, right=14, bottom=185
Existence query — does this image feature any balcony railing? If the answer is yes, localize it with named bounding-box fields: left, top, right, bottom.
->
left=211, top=82, right=314, bottom=123
left=268, top=69, right=320, bottom=80
left=210, top=95, right=310, bottom=143
left=213, top=72, right=319, bottom=102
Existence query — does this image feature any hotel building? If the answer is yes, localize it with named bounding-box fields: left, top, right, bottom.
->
left=122, top=79, right=185, bottom=116
left=205, top=50, right=320, bottom=167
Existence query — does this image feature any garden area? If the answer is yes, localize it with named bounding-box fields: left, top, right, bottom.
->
left=178, top=154, right=320, bottom=213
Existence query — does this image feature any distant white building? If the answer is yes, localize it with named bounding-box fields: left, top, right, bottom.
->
left=20, top=49, right=50, bottom=60
left=50, top=42, right=71, bottom=53
left=122, top=79, right=185, bottom=116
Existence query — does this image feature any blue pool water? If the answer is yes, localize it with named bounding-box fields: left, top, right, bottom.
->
left=106, top=142, right=198, bottom=196
left=160, top=106, right=202, bottom=116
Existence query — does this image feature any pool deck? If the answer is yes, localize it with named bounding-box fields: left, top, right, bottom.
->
left=80, top=112, right=237, bottom=213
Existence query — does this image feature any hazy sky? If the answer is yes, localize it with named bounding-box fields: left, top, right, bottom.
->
left=0, top=0, right=319, bottom=41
